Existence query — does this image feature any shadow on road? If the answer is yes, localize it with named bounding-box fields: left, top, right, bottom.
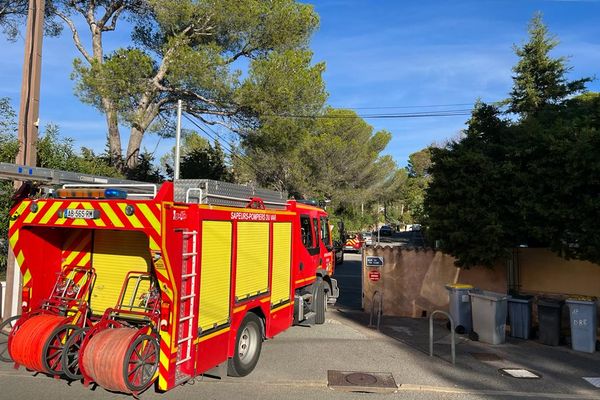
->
left=330, top=251, right=600, bottom=399
left=332, top=253, right=362, bottom=310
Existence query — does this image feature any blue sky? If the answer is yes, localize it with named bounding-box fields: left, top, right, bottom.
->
left=1, top=0, right=599, bottom=168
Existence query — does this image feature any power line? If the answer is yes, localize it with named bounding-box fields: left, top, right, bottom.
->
left=182, top=114, right=269, bottom=182
left=329, top=102, right=478, bottom=110
left=257, top=109, right=474, bottom=120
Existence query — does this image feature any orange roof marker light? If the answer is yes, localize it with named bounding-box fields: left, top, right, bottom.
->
left=53, top=187, right=128, bottom=200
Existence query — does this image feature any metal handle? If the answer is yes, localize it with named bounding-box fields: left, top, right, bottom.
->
left=185, top=187, right=203, bottom=203
left=368, top=291, right=383, bottom=330
left=429, top=310, right=455, bottom=365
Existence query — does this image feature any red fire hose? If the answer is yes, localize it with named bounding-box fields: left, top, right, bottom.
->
left=81, top=328, right=138, bottom=393
left=9, top=314, right=67, bottom=372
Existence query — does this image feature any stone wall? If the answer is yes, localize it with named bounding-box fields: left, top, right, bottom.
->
left=362, top=246, right=507, bottom=317
left=518, top=248, right=600, bottom=297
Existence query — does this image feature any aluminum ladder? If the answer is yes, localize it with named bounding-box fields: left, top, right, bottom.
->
left=175, top=230, right=198, bottom=384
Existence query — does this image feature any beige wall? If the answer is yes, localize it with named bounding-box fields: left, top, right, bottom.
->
left=519, top=248, right=600, bottom=297
left=363, top=246, right=507, bottom=318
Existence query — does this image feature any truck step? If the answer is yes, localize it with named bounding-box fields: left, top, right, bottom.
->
left=302, top=311, right=316, bottom=325
left=175, top=370, right=192, bottom=386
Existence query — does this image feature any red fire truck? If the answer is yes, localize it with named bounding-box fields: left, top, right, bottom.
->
left=1, top=179, right=339, bottom=395
left=343, top=233, right=364, bottom=252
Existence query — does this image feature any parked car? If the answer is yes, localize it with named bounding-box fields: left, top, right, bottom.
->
left=379, top=225, right=393, bottom=236
left=362, top=232, right=373, bottom=245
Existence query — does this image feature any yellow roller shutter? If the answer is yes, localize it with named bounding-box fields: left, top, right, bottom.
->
left=271, top=223, right=291, bottom=307
left=198, top=221, right=232, bottom=332
left=235, top=222, right=269, bottom=301
left=91, top=230, right=150, bottom=314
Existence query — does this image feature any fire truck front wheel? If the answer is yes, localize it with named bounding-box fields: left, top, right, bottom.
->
left=228, top=313, right=263, bottom=377
left=314, top=280, right=326, bottom=325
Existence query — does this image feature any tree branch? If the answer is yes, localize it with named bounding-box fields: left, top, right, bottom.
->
left=156, top=85, right=220, bottom=108
left=102, top=4, right=125, bottom=31
left=189, top=112, right=239, bottom=133
left=224, top=43, right=255, bottom=65
left=67, top=0, right=87, bottom=18
left=150, top=29, right=190, bottom=87
left=54, top=10, right=93, bottom=63
left=97, top=0, right=124, bottom=30
left=86, top=0, right=96, bottom=29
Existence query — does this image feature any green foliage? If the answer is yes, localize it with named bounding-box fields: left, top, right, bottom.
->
left=161, top=130, right=209, bottom=177
left=125, top=152, right=163, bottom=183
left=36, top=124, right=122, bottom=177
left=299, top=108, right=392, bottom=201
left=0, top=97, right=19, bottom=274
left=426, top=104, right=517, bottom=267
left=0, top=180, right=14, bottom=276
left=401, top=148, right=433, bottom=223
left=180, top=141, right=233, bottom=181
left=0, top=0, right=62, bottom=40
left=77, top=147, right=125, bottom=177
left=407, top=148, right=432, bottom=178
left=235, top=49, right=327, bottom=194
left=248, top=107, right=398, bottom=228
left=73, top=48, right=156, bottom=123
left=67, top=0, right=324, bottom=166
left=509, top=12, right=590, bottom=117
left=425, top=14, right=598, bottom=267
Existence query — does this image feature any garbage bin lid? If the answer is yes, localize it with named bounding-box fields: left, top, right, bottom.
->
left=446, top=283, right=473, bottom=289
left=469, top=290, right=508, bottom=301
left=508, top=294, right=534, bottom=303
left=566, top=296, right=597, bottom=304
left=538, top=297, right=564, bottom=307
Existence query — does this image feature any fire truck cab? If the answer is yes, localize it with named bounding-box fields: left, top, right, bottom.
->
left=3, top=179, right=339, bottom=395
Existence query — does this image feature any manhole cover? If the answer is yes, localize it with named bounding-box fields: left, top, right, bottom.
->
left=499, top=368, right=542, bottom=379
left=470, top=352, right=503, bottom=362
left=583, top=377, right=600, bottom=388
left=345, top=372, right=378, bottom=385
left=328, top=370, right=397, bottom=393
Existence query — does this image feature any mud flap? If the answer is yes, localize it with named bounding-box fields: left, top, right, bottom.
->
left=328, top=278, right=340, bottom=305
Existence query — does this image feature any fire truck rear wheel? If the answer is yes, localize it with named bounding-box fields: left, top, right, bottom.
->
left=0, top=315, right=20, bottom=363
left=228, top=313, right=263, bottom=377
left=315, top=280, right=326, bottom=325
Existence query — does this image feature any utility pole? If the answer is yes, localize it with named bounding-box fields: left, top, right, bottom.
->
left=4, top=0, right=46, bottom=319
left=174, top=100, right=182, bottom=179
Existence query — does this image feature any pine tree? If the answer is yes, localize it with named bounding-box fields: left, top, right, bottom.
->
left=509, top=13, right=590, bottom=117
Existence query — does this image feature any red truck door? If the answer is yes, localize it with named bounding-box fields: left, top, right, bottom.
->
left=298, top=213, right=320, bottom=282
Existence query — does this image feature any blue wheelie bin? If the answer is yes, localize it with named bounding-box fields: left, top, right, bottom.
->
left=508, top=294, right=534, bottom=339
left=445, top=284, right=476, bottom=334
left=566, top=297, right=597, bottom=353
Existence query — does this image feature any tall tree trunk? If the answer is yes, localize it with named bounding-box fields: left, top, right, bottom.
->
left=102, top=98, right=122, bottom=166
left=126, top=126, right=144, bottom=168
left=91, top=24, right=123, bottom=167
left=125, top=102, right=160, bottom=169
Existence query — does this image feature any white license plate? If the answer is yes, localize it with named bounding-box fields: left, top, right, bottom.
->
left=64, top=209, right=95, bottom=219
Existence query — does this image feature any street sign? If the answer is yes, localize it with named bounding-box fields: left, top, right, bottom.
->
left=366, top=256, right=384, bottom=267
left=368, top=270, right=381, bottom=282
